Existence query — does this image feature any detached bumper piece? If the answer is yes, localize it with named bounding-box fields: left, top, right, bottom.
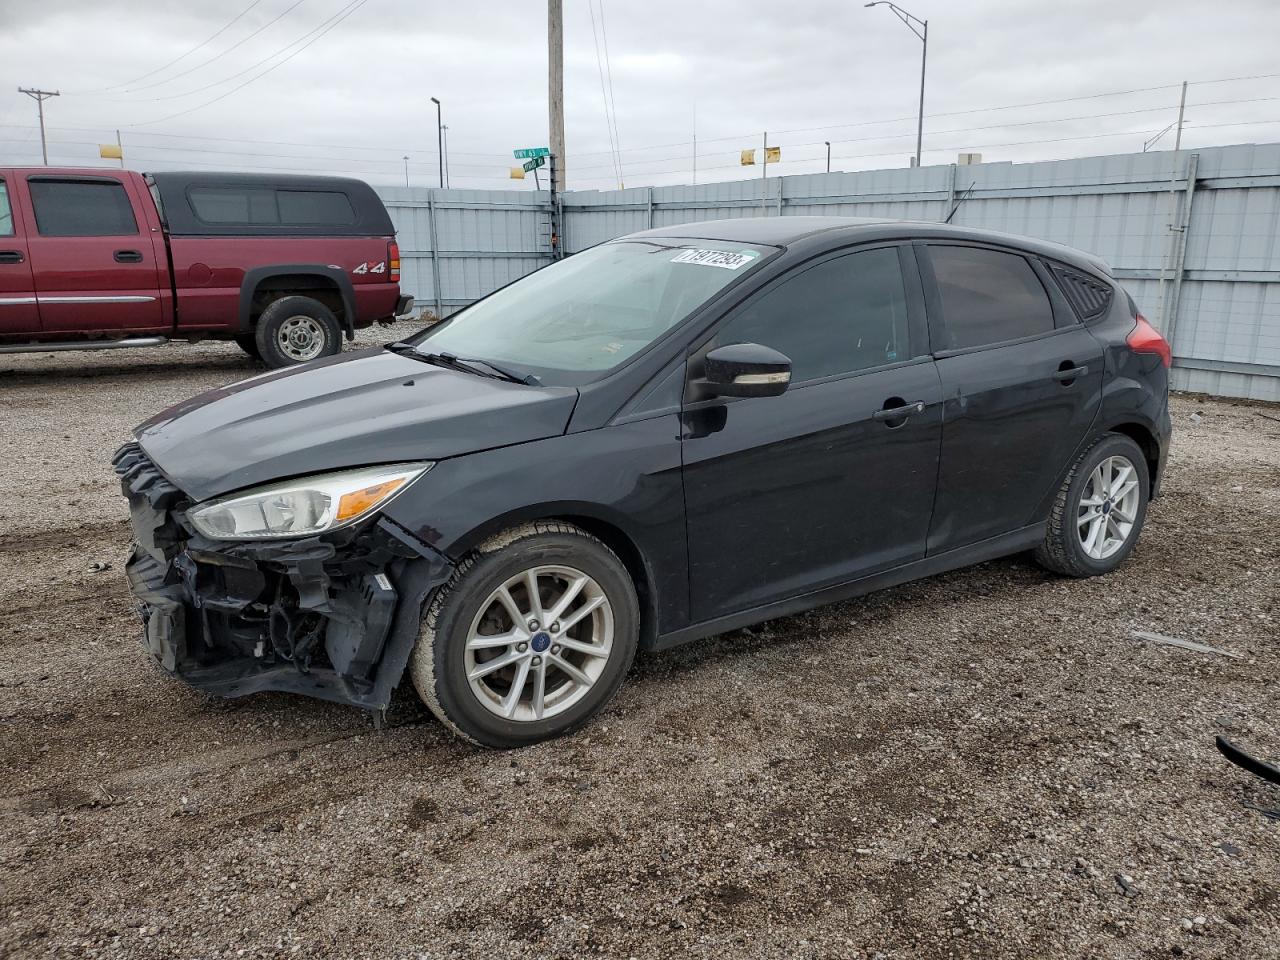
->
left=112, top=442, right=453, bottom=711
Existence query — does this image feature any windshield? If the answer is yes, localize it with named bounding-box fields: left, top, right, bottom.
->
left=414, top=238, right=773, bottom=385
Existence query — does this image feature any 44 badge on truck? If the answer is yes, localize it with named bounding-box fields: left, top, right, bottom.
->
left=353, top=260, right=387, bottom=275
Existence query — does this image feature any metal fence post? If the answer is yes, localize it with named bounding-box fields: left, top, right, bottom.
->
left=944, top=163, right=958, bottom=222
left=777, top=178, right=784, bottom=217
left=427, top=192, right=444, bottom=319
left=647, top=187, right=654, bottom=229
left=1163, top=152, right=1199, bottom=349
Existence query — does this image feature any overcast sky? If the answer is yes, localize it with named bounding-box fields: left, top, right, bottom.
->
left=1, top=0, right=1279, bottom=190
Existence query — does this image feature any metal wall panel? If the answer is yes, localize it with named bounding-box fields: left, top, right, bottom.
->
left=374, top=143, right=1280, bottom=398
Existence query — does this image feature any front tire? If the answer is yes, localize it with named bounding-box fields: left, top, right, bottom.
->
left=254, top=295, right=342, bottom=369
left=234, top=334, right=262, bottom=361
left=1035, top=433, right=1150, bottom=577
left=410, top=522, right=639, bottom=748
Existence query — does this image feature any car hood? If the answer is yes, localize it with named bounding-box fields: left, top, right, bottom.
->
left=134, top=347, right=579, bottom=501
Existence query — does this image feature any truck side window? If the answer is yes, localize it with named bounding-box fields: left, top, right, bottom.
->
left=0, top=181, right=12, bottom=236
left=28, top=179, right=139, bottom=237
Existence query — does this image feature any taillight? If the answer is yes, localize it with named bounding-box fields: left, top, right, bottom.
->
left=1126, top=314, right=1171, bottom=368
left=388, top=241, right=400, bottom=283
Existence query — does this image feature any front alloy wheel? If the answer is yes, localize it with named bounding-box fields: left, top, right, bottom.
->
left=410, top=522, right=639, bottom=748
left=465, top=565, right=614, bottom=722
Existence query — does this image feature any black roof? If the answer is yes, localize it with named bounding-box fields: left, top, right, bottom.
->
left=630, top=216, right=1112, bottom=276
left=147, top=171, right=394, bottom=238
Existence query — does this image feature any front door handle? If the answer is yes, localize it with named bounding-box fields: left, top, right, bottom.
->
left=0, top=250, right=23, bottom=264
left=873, top=399, right=926, bottom=422
left=1051, top=363, right=1089, bottom=382
left=114, top=249, right=144, bottom=263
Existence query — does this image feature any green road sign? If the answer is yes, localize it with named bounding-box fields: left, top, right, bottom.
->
left=522, top=156, right=546, bottom=173
left=514, top=147, right=550, bottom=159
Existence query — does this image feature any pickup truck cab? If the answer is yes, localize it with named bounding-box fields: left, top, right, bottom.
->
left=0, top=168, right=411, bottom=367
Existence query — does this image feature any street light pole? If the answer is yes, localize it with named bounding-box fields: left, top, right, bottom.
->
left=824, top=140, right=831, bottom=173
left=865, top=2, right=927, bottom=168
left=430, top=96, right=443, bottom=188
left=403, top=155, right=410, bottom=187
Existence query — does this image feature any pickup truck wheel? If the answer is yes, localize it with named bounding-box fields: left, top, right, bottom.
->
left=234, top=334, right=262, bottom=361
left=254, top=296, right=342, bottom=368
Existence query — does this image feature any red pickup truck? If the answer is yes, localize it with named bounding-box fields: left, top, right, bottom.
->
left=0, top=168, right=412, bottom=367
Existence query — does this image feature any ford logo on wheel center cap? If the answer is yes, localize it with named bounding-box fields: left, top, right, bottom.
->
left=531, top=632, right=551, bottom=653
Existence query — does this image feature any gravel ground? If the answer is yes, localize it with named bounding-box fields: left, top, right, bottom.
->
left=1, top=328, right=1278, bottom=960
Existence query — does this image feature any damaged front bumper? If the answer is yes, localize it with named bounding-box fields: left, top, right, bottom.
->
left=113, top=442, right=454, bottom=711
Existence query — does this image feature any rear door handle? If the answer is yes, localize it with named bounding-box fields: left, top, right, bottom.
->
left=114, top=249, right=144, bottom=263
left=873, top=400, right=926, bottom=422
left=0, top=250, right=23, bottom=264
left=1051, top=363, right=1089, bottom=382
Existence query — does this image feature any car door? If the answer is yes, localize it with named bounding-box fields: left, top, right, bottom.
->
left=0, top=174, right=40, bottom=336
left=21, top=174, right=165, bottom=334
left=917, top=242, right=1104, bottom=555
left=682, top=244, right=943, bottom=623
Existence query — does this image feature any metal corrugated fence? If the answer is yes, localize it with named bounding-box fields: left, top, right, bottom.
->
left=376, top=142, right=1280, bottom=402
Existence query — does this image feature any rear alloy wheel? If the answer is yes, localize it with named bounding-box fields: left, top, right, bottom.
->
left=410, top=522, right=639, bottom=748
left=1035, top=433, right=1150, bottom=577
left=254, top=295, right=343, bottom=369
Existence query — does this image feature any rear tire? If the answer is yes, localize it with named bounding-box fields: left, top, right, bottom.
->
left=1035, top=433, right=1150, bottom=578
left=254, top=296, right=342, bottom=369
left=409, top=521, right=639, bottom=748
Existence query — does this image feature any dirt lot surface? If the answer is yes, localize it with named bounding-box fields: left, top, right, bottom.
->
left=1, top=328, right=1278, bottom=960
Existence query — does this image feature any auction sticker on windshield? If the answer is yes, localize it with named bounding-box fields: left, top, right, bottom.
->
left=671, top=249, right=758, bottom=270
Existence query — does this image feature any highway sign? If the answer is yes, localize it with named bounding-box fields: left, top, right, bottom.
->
left=514, top=147, right=550, bottom=159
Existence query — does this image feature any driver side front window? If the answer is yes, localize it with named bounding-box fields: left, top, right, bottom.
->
left=711, top=247, right=910, bottom=383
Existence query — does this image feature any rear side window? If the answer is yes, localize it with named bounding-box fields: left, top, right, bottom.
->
left=187, top=186, right=355, bottom=227
left=712, top=247, right=910, bottom=382
left=188, top=186, right=278, bottom=224
left=28, top=179, right=139, bottom=237
left=0, top=181, right=12, bottom=235
left=277, top=190, right=355, bottom=225
left=928, top=245, right=1054, bottom=350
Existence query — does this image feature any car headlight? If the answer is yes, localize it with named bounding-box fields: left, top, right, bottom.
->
left=187, top=462, right=431, bottom=540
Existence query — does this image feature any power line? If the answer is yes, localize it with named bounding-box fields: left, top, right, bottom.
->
left=565, top=95, right=1280, bottom=175
left=587, top=0, right=622, bottom=188
left=563, top=73, right=1280, bottom=162
left=597, top=0, right=624, bottom=186
left=124, top=0, right=369, bottom=126
left=96, top=0, right=310, bottom=96
left=71, top=0, right=268, bottom=94
left=0, top=122, right=512, bottom=160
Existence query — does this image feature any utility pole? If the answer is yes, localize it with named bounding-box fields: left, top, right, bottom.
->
left=761, top=131, right=768, bottom=214
left=430, top=97, right=443, bottom=188
left=1173, top=80, right=1187, bottom=151
left=442, top=125, right=450, bottom=188
left=18, top=87, right=59, bottom=165
left=548, top=0, right=566, bottom=191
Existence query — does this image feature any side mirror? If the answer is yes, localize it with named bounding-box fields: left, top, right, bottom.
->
left=702, top=342, right=792, bottom=398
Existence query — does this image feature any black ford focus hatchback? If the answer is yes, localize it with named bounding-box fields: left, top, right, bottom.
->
left=117, top=217, right=1172, bottom=747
